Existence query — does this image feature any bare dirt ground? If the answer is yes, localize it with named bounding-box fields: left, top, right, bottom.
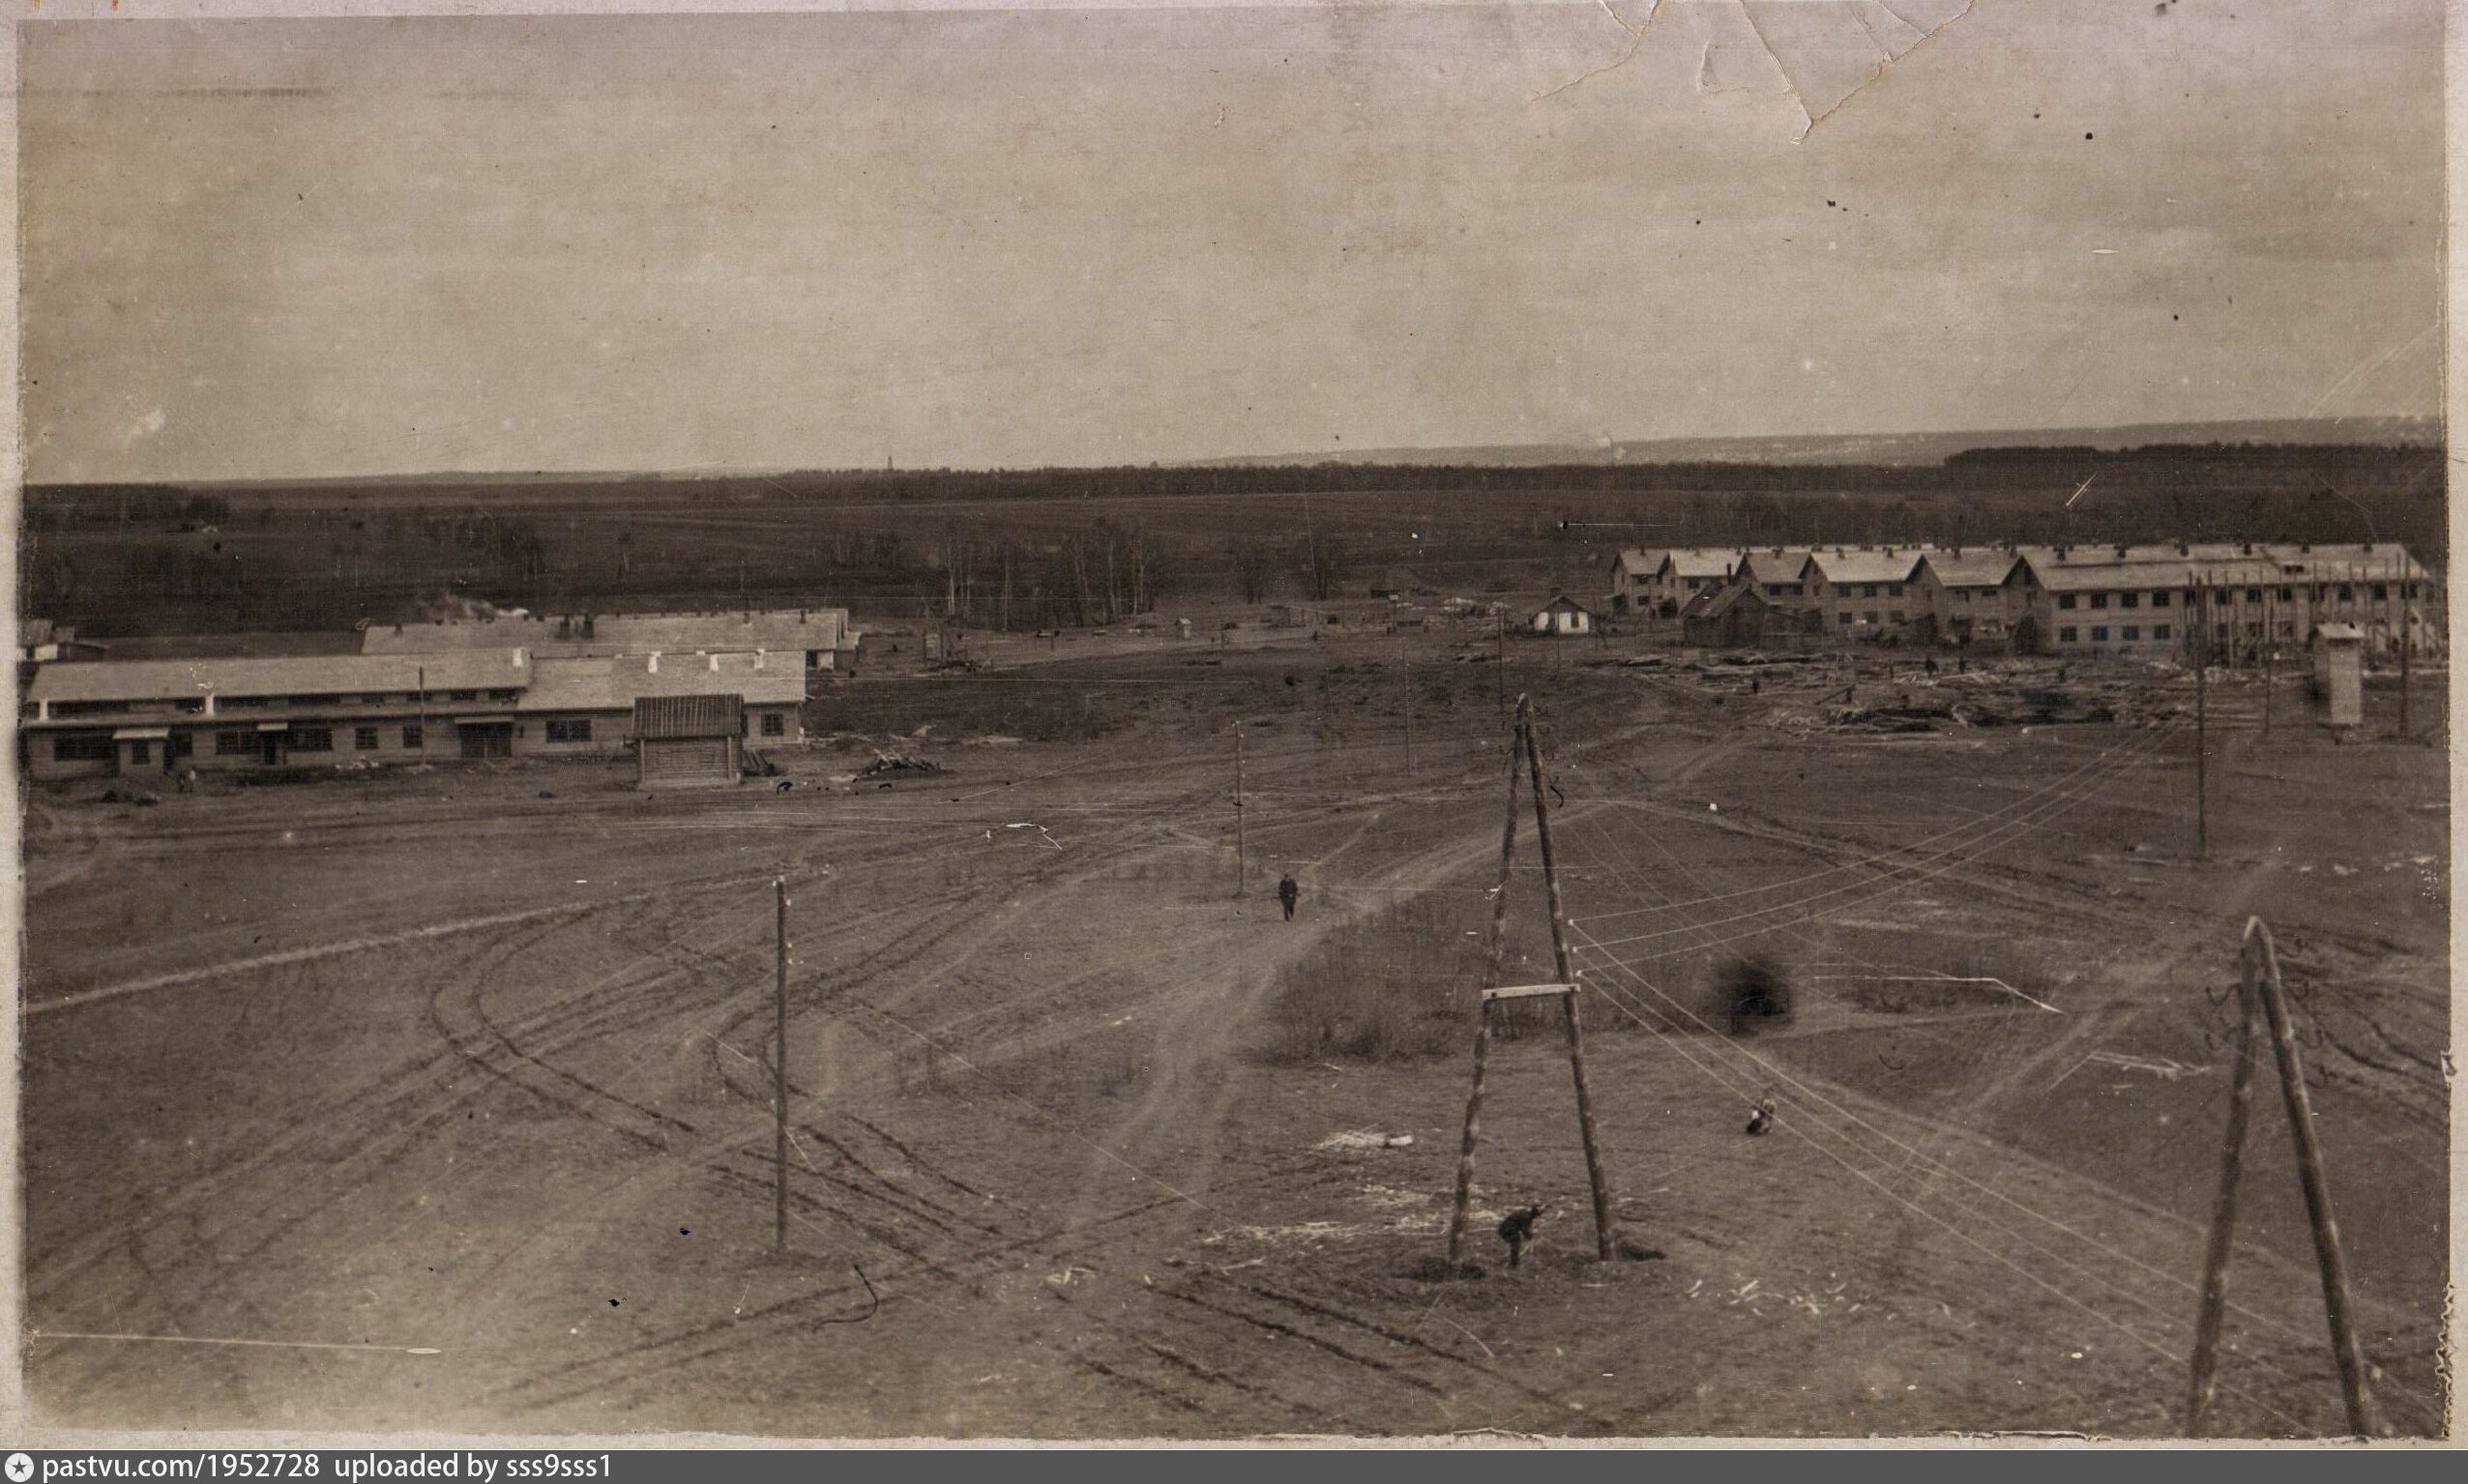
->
left=16, top=625, right=2451, bottom=1440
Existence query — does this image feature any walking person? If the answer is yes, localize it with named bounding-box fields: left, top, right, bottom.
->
left=1277, top=873, right=1300, bottom=921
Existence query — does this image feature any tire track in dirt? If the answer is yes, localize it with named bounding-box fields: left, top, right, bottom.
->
left=23, top=867, right=803, bottom=1017
left=22, top=917, right=590, bottom=1315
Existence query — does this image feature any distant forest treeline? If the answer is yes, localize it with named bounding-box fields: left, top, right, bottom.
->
left=27, top=439, right=2439, bottom=514
left=19, top=443, right=2445, bottom=638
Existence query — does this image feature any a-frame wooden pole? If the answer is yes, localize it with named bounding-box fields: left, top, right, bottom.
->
left=1519, top=697, right=1614, bottom=1261
left=1444, top=724, right=1526, bottom=1270
left=2186, top=941, right=2264, bottom=1436
left=2185, top=918, right=2379, bottom=1437
left=2248, top=919, right=2379, bottom=1437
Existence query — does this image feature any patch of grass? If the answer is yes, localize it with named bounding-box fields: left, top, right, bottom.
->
left=1259, top=899, right=1559, bottom=1063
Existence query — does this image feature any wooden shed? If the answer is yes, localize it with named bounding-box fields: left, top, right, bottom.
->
left=1530, top=595, right=1596, bottom=636
left=1680, top=582, right=1816, bottom=649
left=2310, top=623, right=2364, bottom=728
left=634, top=693, right=745, bottom=789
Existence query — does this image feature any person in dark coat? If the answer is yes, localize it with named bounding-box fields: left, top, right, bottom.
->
left=1498, top=1205, right=1544, bottom=1268
left=1277, top=874, right=1300, bottom=921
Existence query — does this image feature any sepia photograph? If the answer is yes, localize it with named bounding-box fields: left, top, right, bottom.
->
left=6, top=0, right=2456, bottom=1446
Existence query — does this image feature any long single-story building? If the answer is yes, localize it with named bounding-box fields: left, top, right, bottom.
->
left=18, top=644, right=808, bottom=782
left=19, top=650, right=534, bottom=781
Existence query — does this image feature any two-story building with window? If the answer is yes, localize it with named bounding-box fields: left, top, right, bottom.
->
left=1803, top=548, right=1926, bottom=637
left=1909, top=547, right=2028, bottom=649
left=1607, top=550, right=1665, bottom=616
left=1733, top=549, right=1819, bottom=617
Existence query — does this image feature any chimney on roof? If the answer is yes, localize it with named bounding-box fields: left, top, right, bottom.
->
left=512, top=649, right=525, bottom=668
left=708, top=653, right=721, bottom=672
left=2114, top=544, right=2129, bottom=559
left=557, top=616, right=572, bottom=640
left=648, top=652, right=660, bottom=673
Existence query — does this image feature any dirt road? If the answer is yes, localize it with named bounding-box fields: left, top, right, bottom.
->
left=18, top=644, right=2449, bottom=1438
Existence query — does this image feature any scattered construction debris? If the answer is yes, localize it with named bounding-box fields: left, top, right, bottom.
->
left=861, top=750, right=943, bottom=779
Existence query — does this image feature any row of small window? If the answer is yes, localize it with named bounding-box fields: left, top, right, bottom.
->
left=60, top=713, right=783, bottom=762
left=2059, top=591, right=2172, bottom=611
left=2058, top=583, right=2417, bottom=612
left=68, top=734, right=201, bottom=764
left=2058, top=626, right=2172, bottom=644
left=48, top=689, right=521, bottom=717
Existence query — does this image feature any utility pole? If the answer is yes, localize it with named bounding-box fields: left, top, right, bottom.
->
left=416, top=664, right=427, bottom=762
left=775, top=876, right=790, bottom=1254
left=1303, top=493, right=1321, bottom=603
left=2188, top=919, right=2378, bottom=1438
left=1495, top=608, right=1507, bottom=723
left=2395, top=557, right=2411, bottom=739
left=1232, top=723, right=1246, bottom=897
left=2260, top=586, right=2274, bottom=739
left=2194, top=580, right=2208, bottom=860
left=1401, top=638, right=1415, bottom=776
left=1445, top=724, right=1527, bottom=1271
left=1518, top=698, right=1614, bottom=1262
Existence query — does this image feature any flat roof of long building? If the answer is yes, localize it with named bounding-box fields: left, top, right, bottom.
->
left=361, top=608, right=853, bottom=658
left=27, top=649, right=530, bottom=706
left=521, top=652, right=807, bottom=713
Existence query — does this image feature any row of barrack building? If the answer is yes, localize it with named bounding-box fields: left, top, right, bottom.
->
left=16, top=607, right=857, bottom=784
left=1606, top=540, right=2439, bottom=661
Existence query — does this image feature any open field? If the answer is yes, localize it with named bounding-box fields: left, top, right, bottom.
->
left=17, top=624, right=2450, bottom=1439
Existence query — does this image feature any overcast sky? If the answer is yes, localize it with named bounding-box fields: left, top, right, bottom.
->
left=17, top=0, right=2446, bottom=481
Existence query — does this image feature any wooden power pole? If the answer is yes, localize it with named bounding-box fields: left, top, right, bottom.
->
left=1401, top=639, right=1415, bottom=777
left=1522, top=701, right=1615, bottom=1261
left=775, top=876, right=790, bottom=1253
left=1442, top=695, right=1615, bottom=1270
left=2394, top=557, right=2411, bottom=740
left=2187, top=918, right=2378, bottom=1437
left=1445, top=724, right=1527, bottom=1270
left=2194, top=580, right=2208, bottom=860
left=1232, top=723, right=1246, bottom=897
left=1495, top=608, right=1507, bottom=723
